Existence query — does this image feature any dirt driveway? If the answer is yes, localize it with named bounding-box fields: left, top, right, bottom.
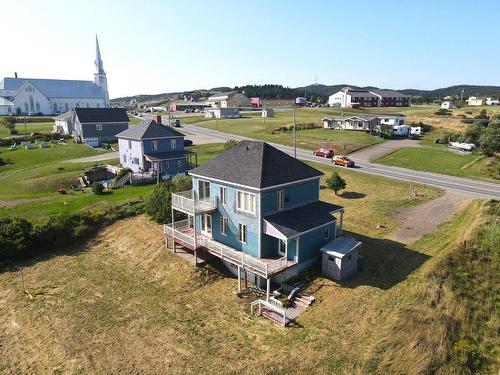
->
left=350, top=138, right=421, bottom=162
left=390, top=191, right=473, bottom=244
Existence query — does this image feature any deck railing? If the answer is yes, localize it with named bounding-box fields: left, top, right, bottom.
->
left=172, top=190, right=217, bottom=213
left=164, top=219, right=195, bottom=248
left=197, top=237, right=287, bottom=278
left=250, top=299, right=287, bottom=326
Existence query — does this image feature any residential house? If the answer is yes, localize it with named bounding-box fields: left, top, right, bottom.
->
left=328, top=87, right=410, bottom=108
left=205, top=107, right=240, bottom=119
left=53, top=110, right=75, bottom=134
left=322, top=114, right=404, bottom=132
left=486, top=97, right=499, bottom=106
left=206, top=91, right=251, bottom=108
left=73, top=107, right=129, bottom=147
left=165, top=141, right=360, bottom=302
left=116, top=118, right=196, bottom=179
left=467, top=96, right=486, bottom=106
left=441, top=101, right=454, bottom=109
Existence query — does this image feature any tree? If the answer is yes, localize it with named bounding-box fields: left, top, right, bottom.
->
left=479, top=122, right=500, bottom=156
left=0, top=217, right=33, bottom=258
left=224, top=139, right=240, bottom=151
left=463, top=123, right=484, bottom=144
left=474, top=109, right=488, bottom=120
left=325, top=172, right=347, bottom=195
left=91, top=182, right=104, bottom=195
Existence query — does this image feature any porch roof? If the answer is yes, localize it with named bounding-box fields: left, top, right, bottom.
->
left=320, top=235, right=361, bottom=258
left=263, top=201, right=343, bottom=239
left=144, top=150, right=195, bottom=161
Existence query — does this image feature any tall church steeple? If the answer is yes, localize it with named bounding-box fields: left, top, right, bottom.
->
left=94, top=35, right=109, bottom=107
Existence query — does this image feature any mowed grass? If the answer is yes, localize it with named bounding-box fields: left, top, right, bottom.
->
left=0, top=122, right=54, bottom=137
left=376, top=146, right=496, bottom=182
left=197, top=108, right=384, bottom=153
left=0, top=143, right=225, bottom=221
left=0, top=200, right=484, bottom=374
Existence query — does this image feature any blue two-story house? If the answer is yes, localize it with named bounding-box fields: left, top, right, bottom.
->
left=165, top=141, right=360, bottom=301
left=116, top=119, right=196, bottom=179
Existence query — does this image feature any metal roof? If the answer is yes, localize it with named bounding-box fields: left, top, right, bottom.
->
left=320, top=236, right=361, bottom=258
left=0, top=77, right=106, bottom=99
left=369, top=90, right=410, bottom=98
left=190, top=141, right=323, bottom=189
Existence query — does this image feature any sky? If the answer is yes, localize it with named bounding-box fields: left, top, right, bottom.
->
left=1, top=0, right=499, bottom=98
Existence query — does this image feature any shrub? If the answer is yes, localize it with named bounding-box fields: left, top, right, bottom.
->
left=223, top=139, right=240, bottom=151
left=91, top=182, right=104, bottom=195
left=474, top=109, right=488, bottom=120
left=0, top=218, right=33, bottom=258
left=479, top=122, right=500, bottom=156
left=460, top=118, right=474, bottom=124
left=462, top=123, right=484, bottom=144
left=434, top=108, right=452, bottom=116
left=437, top=131, right=461, bottom=144
left=145, top=181, right=174, bottom=223
left=325, top=171, right=347, bottom=195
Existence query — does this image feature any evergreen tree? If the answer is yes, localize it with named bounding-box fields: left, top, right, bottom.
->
left=325, top=172, right=347, bottom=195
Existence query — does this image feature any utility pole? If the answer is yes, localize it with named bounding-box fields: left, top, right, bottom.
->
left=293, top=105, right=297, bottom=158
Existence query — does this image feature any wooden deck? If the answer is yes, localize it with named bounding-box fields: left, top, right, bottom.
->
left=164, top=225, right=297, bottom=278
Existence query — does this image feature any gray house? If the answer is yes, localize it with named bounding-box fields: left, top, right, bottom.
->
left=73, top=108, right=129, bottom=147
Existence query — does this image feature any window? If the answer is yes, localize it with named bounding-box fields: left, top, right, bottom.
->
left=198, top=180, right=210, bottom=199
left=177, top=160, right=182, bottom=168
left=278, top=239, right=286, bottom=256
left=24, top=103, right=28, bottom=112
left=237, top=191, right=256, bottom=214
left=277, top=190, right=285, bottom=211
left=220, top=186, right=227, bottom=205
left=170, top=139, right=177, bottom=149
left=133, top=157, right=139, bottom=164
left=122, top=154, right=126, bottom=163
left=165, top=161, right=170, bottom=170
left=36, top=102, right=40, bottom=112
left=128, top=140, right=132, bottom=149
left=152, top=140, right=158, bottom=150
left=29, top=95, right=34, bottom=111
left=96, top=124, right=103, bottom=131
left=220, top=216, right=228, bottom=236
left=324, top=227, right=330, bottom=239
left=238, top=224, right=247, bottom=244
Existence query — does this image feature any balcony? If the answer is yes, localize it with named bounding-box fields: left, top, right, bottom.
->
left=164, top=221, right=295, bottom=279
left=171, top=190, right=217, bottom=214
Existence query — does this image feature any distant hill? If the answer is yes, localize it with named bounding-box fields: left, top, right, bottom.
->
left=296, top=84, right=500, bottom=98
left=112, top=84, right=500, bottom=104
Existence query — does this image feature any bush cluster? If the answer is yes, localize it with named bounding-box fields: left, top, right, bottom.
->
left=0, top=201, right=144, bottom=263
left=145, top=175, right=192, bottom=223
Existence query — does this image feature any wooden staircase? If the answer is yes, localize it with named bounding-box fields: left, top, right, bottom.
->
left=250, top=292, right=315, bottom=327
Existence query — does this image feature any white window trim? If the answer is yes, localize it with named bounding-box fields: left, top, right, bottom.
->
left=96, top=124, right=103, bottom=131
left=238, top=223, right=247, bottom=244
left=170, top=138, right=177, bottom=149
left=152, top=140, right=158, bottom=151
left=236, top=190, right=256, bottom=215
left=220, top=216, right=228, bottom=236
left=277, top=190, right=285, bottom=211
left=324, top=227, right=330, bottom=239
left=220, top=186, right=227, bottom=205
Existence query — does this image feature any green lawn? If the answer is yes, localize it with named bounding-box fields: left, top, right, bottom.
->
left=0, top=143, right=225, bottom=221
left=197, top=108, right=384, bottom=153
left=376, top=146, right=496, bottom=182
left=0, top=122, right=54, bottom=138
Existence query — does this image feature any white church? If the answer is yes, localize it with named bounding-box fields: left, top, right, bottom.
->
left=0, top=37, right=110, bottom=116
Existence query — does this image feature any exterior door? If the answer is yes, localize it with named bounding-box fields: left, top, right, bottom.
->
left=201, top=214, right=212, bottom=236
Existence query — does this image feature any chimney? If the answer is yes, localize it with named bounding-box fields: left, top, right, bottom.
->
left=14, top=72, right=18, bottom=78
left=155, top=115, right=162, bottom=124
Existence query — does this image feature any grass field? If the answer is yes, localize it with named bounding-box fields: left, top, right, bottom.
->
left=376, top=145, right=497, bottom=182
left=1, top=198, right=494, bottom=373
left=0, top=122, right=54, bottom=138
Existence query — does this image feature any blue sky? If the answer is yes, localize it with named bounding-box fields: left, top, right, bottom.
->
left=2, top=0, right=499, bottom=98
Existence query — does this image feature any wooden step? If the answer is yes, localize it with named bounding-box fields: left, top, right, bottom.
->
left=261, top=308, right=288, bottom=326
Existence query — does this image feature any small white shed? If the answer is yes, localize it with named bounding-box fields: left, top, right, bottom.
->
left=262, top=108, right=274, bottom=117
left=441, top=101, right=454, bottom=109
left=320, top=236, right=361, bottom=281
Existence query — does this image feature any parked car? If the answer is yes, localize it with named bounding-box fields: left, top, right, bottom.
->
left=174, top=119, right=181, bottom=127
left=313, top=148, right=334, bottom=158
left=184, top=139, right=193, bottom=147
left=332, top=156, right=355, bottom=167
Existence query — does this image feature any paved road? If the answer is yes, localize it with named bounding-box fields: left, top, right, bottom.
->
left=181, top=123, right=500, bottom=200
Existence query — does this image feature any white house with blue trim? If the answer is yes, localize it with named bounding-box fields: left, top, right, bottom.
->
left=165, top=141, right=361, bottom=304
left=116, top=119, right=196, bottom=179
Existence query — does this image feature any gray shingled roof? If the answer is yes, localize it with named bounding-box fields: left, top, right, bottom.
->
left=116, top=120, right=184, bottom=140
left=369, top=90, right=410, bottom=98
left=207, top=91, right=235, bottom=101
left=74, top=108, right=129, bottom=123
left=346, top=90, right=377, bottom=98
left=54, top=110, right=74, bottom=121
left=189, top=141, right=323, bottom=189
left=264, top=201, right=343, bottom=238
